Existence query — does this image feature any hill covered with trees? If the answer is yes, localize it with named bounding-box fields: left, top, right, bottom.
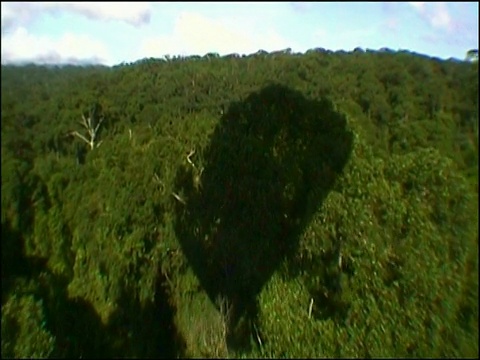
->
left=1, top=47, right=478, bottom=358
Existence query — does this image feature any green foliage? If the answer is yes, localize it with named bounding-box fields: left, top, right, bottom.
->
left=175, top=284, right=229, bottom=358
left=466, top=49, right=478, bottom=62
left=1, top=294, right=56, bottom=359
left=264, top=141, right=478, bottom=358
left=257, top=274, right=334, bottom=358
left=1, top=48, right=478, bottom=358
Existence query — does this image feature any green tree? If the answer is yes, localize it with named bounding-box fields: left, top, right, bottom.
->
left=466, top=49, right=478, bottom=62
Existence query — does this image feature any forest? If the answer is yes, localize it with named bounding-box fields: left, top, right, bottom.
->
left=1, top=47, right=478, bottom=358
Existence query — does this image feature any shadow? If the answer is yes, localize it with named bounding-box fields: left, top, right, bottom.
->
left=295, top=248, right=354, bottom=325
left=1, top=218, right=47, bottom=304
left=107, top=270, right=187, bottom=359
left=35, top=273, right=114, bottom=359
left=173, top=83, right=353, bottom=351
left=2, top=219, right=185, bottom=359
left=36, top=271, right=186, bottom=359
left=0, top=218, right=112, bottom=358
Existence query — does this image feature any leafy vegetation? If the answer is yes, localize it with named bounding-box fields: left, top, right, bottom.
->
left=1, top=47, right=478, bottom=358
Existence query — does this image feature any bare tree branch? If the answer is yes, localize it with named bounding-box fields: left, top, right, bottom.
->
left=72, top=111, right=104, bottom=151
left=187, top=149, right=196, bottom=168
left=172, top=192, right=186, bottom=205
left=94, top=117, right=104, bottom=134
left=253, top=323, right=263, bottom=347
left=71, top=131, right=91, bottom=146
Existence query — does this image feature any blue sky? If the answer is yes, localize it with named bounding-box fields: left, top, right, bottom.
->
left=1, top=2, right=478, bottom=66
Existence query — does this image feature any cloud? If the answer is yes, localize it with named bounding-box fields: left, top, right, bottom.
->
left=408, top=2, right=478, bottom=49
left=380, top=2, right=400, bottom=32
left=1, top=26, right=111, bottom=65
left=1, top=2, right=149, bottom=65
left=408, top=2, right=453, bottom=31
left=1, top=2, right=37, bottom=34
left=48, top=2, right=152, bottom=27
left=408, top=2, right=426, bottom=11
left=384, top=18, right=399, bottom=32
left=138, top=11, right=292, bottom=59
left=289, top=2, right=313, bottom=13
left=1, top=1, right=152, bottom=34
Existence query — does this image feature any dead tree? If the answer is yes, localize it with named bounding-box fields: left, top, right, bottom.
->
left=69, top=111, right=104, bottom=150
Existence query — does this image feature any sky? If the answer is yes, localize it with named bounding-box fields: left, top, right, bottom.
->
left=1, top=2, right=478, bottom=66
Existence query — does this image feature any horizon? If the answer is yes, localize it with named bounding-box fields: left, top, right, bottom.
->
left=1, top=2, right=478, bottom=67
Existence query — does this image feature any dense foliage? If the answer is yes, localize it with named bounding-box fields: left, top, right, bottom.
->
left=1, top=47, right=478, bottom=358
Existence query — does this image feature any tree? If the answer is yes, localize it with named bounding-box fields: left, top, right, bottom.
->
left=466, top=49, right=478, bottom=62
left=68, top=105, right=104, bottom=151
left=1, top=47, right=478, bottom=359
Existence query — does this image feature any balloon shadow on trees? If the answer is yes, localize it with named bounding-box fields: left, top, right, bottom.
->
left=174, top=83, right=353, bottom=351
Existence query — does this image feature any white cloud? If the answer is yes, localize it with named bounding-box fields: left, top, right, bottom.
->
left=1, top=1, right=152, bottom=34
left=290, top=2, right=313, bottom=13
left=1, top=2, right=37, bottom=34
left=45, top=2, right=152, bottom=27
left=138, top=11, right=292, bottom=59
left=380, top=3, right=401, bottom=34
left=384, top=17, right=399, bottom=31
left=408, top=2, right=426, bottom=11
left=408, top=2, right=477, bottom=49
left=1, top=26, right=112, bottom=65
left=1, top=2, right=149, bottom=65
left=408, top=2, right=453, bottom=31
left=428, top=3, right=452, bottom=30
